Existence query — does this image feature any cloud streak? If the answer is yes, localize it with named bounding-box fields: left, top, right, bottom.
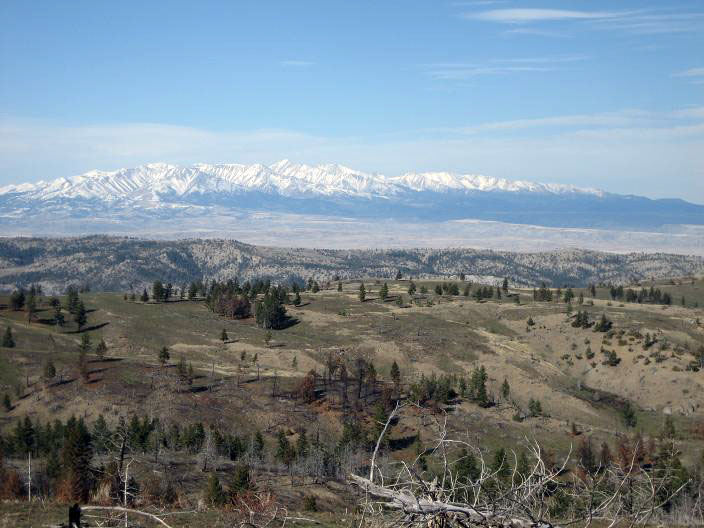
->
left=467, top=8, right=623, bottom=23
left=422, top=54, right=588, bottom=80
left=674, top=67, right=704, bottom=77
left=464, top=7, right=704, bottom=35
left=673, top=67, right=704, bottom=85
left=280, top=60, right=315, bottom=67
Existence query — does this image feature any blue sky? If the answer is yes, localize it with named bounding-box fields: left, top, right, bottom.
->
left=1, top=0, right=703, bottom=201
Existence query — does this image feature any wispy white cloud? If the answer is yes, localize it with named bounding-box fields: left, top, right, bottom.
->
left=673, top=67, right=704, bottom=85
left=466, top=8, right=624, bottom=23
left=464, top=7, right=704, bottom=35
left=589, top=12, right=704, bottom=34
left=421, top=108, right=704, bottom=136
left=674, top=67, right=704, bottom=78
left=495, top=54, right=589, bottom=64
left=670, top=106, right=704, bottom=119
left=280, top=60, right=314, bottom=67
left=422, top=54, right=587, bottom=80
left=423, top=63, right=550, bottom=80
left=502, top=27, right=571, bottom=37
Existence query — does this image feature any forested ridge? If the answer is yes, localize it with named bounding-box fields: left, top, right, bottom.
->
left=1, top=236, right=702, bottom=293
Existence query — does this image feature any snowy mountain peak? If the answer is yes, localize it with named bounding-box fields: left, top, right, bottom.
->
left=0, top=161, right=606, bottom=206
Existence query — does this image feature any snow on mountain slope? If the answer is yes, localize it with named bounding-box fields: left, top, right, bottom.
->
left=391, top=171, right=599, bottom=195
left=0, top=160, right=604, bottom=204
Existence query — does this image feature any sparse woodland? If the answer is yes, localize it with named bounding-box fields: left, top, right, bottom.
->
left=1, top=271, right=704, bottom=527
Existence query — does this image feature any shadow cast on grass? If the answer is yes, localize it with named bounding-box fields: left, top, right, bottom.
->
left=65, top=322, right=110, bottom=334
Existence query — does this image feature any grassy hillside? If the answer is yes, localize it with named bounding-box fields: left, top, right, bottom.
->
left=1, top=277, right=704, bottom=526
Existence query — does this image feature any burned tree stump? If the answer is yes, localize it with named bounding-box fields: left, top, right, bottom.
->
left=68, top=503, right=81, bottom=528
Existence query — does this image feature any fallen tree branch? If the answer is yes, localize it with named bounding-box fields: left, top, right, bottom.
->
left=349, top=473, right=558, bottom=528
left=80, top=506, right=174, bottom=528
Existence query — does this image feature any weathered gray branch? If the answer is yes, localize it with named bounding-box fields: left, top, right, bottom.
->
left=80, top=506, right=174, bottom=528
left=349, top=473, right=558, bottom=528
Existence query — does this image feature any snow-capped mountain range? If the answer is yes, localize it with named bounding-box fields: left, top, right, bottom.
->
left=0, top=160, right=702, bottom=231
left=0, top=160, right=603, bottom=204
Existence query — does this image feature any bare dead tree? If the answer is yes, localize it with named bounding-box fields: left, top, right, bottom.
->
left=350, top=404, right=688, bottom=528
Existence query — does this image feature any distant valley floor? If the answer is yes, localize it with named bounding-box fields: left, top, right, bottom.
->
left=1, top=212, right=703, bottom=255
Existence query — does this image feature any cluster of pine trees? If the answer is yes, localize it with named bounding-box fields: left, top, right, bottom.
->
left=611, top=285, right=673, bottom=306
left=171, top=278, right=294, bottom=329
left=408, top=366, right=495, bottom=409
left=571, top=311, right=592, bottom=328
left=473, top=285, right=500, bottom=301
left=0, top=413, right=271, bottom=502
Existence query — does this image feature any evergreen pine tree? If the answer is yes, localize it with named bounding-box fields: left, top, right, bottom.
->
left=622, top=401, right=637, bottom=428
left=229, top=464, right=253, bottom=495
left=140, top=288, right=149, bottom=302
left=61, top=418, right=94, bottom=501
left=337, top=281, right=342, bottom=292
left=379, top=282, right=389, bottom=301
left=501, top=378, right=510, bottom=400
left=528, top=398, right=543, bottom=417
left=476, top=379, right=489, bottom=407
left=2, top=326, right=15, bottom=348
left=74, top=301, right=87, bottom=331
left=293, top=291, right=301, bottom=306
left=251, top=431, right=265, bottom=460
left=10, top=289, right=26, bottom=311
left=275, top=430, right=294, bottom=466
left=189, top=282, right=200, bottom=300
left=78, top=332, right=91, bottom=355
left=390, top=360, right=401, bottom=390
left=26, top=294, right=37, bottom=324
left=220, top=328, right=229, bottom=343
left=408, top=281, right=416, bottom=295
left=66, top=287, right=79, bottom=314
left=159, top=346, right=170, bottom=366
left=204, top=473, right=226, bottom=506
left=502, top=277, right=509, bottom=292
left=359, top=283, right=366, bottom=302
left=95, top=339, right=107, bottom=360
left=54, top=306, right=65, bottom=327
left=295, top=430, right=309, bottom=459
left=2, top=393, right=11, bottom=412
left=152, top=280, right=165, bottom=302
left=42, top=358, right=56, bottom=383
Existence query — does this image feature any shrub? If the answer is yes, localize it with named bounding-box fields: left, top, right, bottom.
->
left=303, top=494, right=318, bottom=512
